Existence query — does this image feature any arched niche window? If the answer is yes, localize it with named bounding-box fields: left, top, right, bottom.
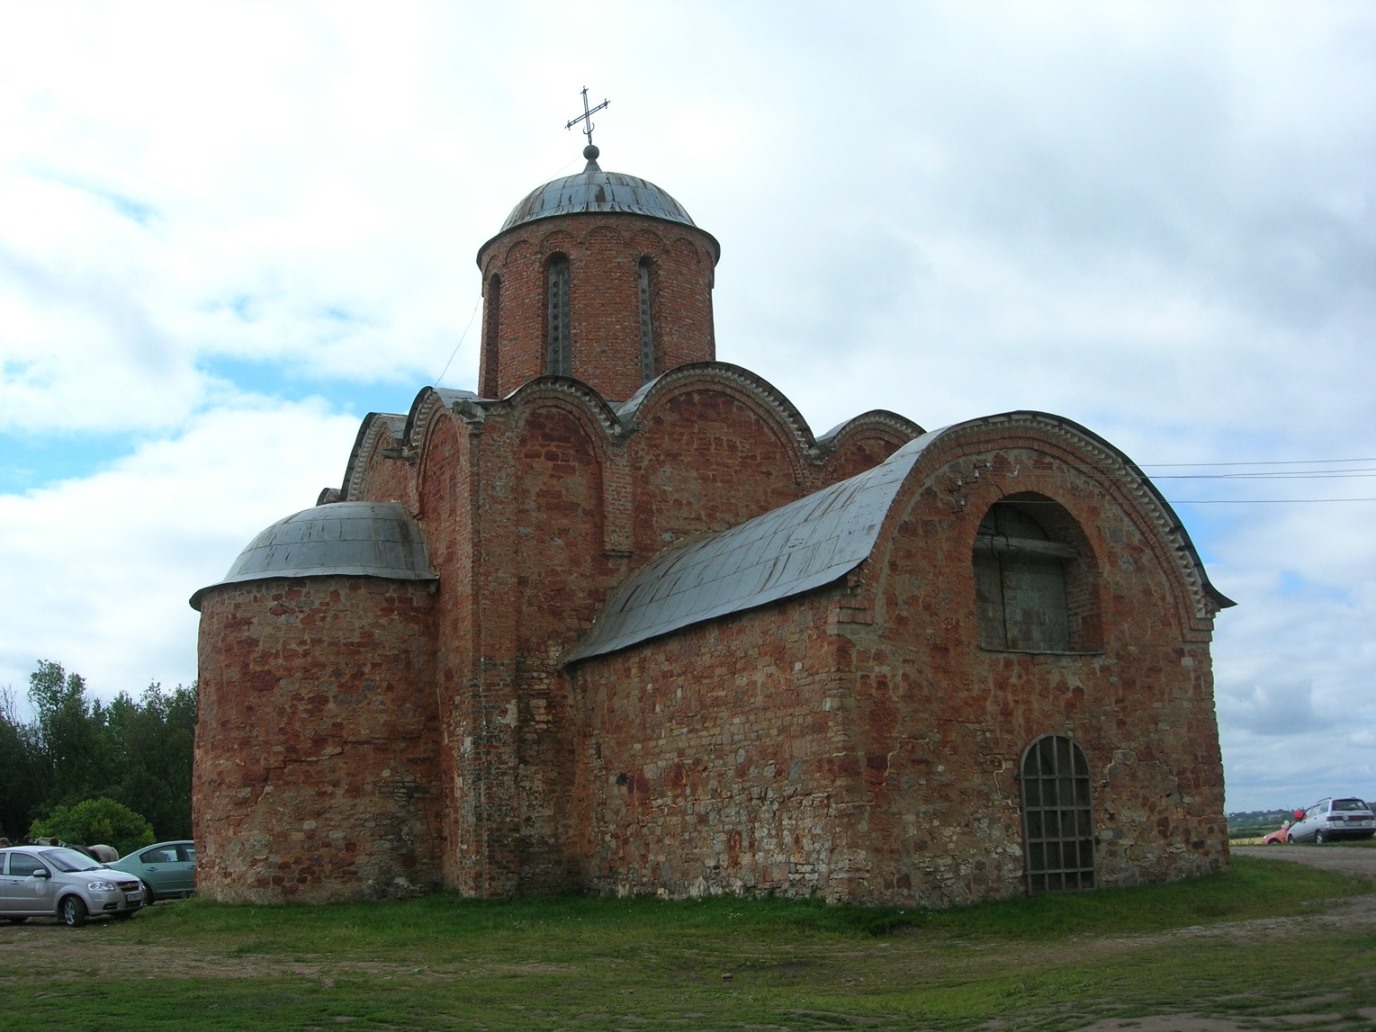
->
left=1020, top=734, right=1094, bottom=893
left=638, top=257, right=656, bottom=383
left=480, top=273, right=501, bottom=398
left=973, top=495, right=1101, bottom=653
left=545, top=255, right=571, bottom=376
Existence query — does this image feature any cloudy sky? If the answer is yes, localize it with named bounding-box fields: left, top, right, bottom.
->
left=1, top=1, right=1372, bottom=814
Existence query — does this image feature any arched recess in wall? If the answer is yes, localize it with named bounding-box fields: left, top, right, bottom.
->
left=511, top=398, right=609, bottom=650
left=481, top=273, right=501, bottom=398
left=414, top=413, right=465, bottom=566
left=628, top=371, right=814, bottom=543
left=973, top=493, right=1102, bottom=653
left=637, top=256, right=656, bottom=385
left=1019, top=734, right=1095, bottom=893
left=545, top=255, right=571, bottom=376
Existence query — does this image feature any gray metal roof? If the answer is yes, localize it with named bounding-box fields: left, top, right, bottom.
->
left=498, top=156, right=700, bottom=234
left=564, top=432, right=937, bottom=663
left=190, top=501, right=437, bottom=610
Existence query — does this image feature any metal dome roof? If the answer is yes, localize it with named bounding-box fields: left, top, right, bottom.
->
left=497, top=148, right=699, bottom=234
left=190, top=501, right=437, bottom=609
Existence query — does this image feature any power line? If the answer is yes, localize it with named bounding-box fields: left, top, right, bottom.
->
left=1153, top=470, right=1376, bottom=480
left=1139, top=457, right=1376, bottom=468
left=1165, top=497, right=1376, bottom=504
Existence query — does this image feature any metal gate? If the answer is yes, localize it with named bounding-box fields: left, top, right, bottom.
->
left=1020, top=734, right=1095, bottom=893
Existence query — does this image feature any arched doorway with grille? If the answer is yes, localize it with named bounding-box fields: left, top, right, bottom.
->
left=1020, top=734, right=1095, bottom=893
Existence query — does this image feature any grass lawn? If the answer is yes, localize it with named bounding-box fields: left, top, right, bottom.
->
left=2, top=853, right=1373, bottom=1030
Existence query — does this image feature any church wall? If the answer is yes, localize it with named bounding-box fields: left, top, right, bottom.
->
left=477, top=213, right=717, bottom=402
left=508, top=402, right=615, bottom=892
left=412, top=414, right=488, bottom=894
left=655, top=233, right=716, bottom=374
left=569, top=594, right=866, bottom=901
left=565, top=429, right=1226, bottom=910
left=352, top=447, right=416, bottom=510
left=416, top=399, right=621, bottom=897
left=431, top=379, right=921, bottom=900
left=841, top=437, right=1227, bottom=907
left=192, top=576, right=440, bottom=903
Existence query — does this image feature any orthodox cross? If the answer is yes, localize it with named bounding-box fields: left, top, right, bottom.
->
left=565, top=86, right=610, bottom=149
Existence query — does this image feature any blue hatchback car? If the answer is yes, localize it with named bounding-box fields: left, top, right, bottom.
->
left=107, top=840, right=196, bottom=901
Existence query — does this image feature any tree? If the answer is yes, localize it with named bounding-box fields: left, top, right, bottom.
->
left=27, top=660, right=116, bottom=807
left=29, top=797, right=154, bottom=856
left=107, top=682, right=198, bottom=838
left=0, top=686, right=44, bottom=840
left=0, top=662, right=198, bottom=842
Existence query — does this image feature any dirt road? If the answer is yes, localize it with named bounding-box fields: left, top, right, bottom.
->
left=1081, top=844, right=1376, bottom=1032
left=1231, top=842, right=1376, bottom=879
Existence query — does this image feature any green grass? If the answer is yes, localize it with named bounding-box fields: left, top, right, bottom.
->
left=2, top=856, right=1373, bottom=1030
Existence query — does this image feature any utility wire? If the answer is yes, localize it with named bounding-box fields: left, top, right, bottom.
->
left=1165, top=497, right=1376, bottom=504
left=985, top=462, right=1376, bottom=504
left=432, top=297, right=481, bottom=386
left=1139, top=457, right=1376, bottom=468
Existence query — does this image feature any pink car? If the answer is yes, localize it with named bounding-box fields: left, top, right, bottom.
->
left=1260, top=821, right=1291, bottom=845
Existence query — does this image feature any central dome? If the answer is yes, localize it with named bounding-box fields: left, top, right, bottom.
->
left=498, top=151, right=699, bottom=234
left=475, top=145, right=722, bottom=401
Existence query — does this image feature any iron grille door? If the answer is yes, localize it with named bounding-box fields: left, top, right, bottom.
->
left=1020, top=735, right=1095, bottom=893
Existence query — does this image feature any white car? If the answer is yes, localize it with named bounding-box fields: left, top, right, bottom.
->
left=0, top=845, right=146, bottom=926
left=1288, top=797, right=1376, bottom=844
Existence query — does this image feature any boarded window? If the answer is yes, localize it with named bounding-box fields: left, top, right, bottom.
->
left=975, top=499, right=1094, bottom=652
left=1020, top=735, right=1094, bottom=893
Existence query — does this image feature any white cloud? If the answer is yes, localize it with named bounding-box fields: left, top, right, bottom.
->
left=0, top=0, right=1372, bottom=814
left=0, top=399, right=361, bottom=703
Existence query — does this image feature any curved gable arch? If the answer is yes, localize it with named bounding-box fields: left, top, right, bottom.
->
left=865, top=411, right=1230, bottom=645
left=620, top=361, right=816, bottom=458
left=404, top=387, right=484, bottom=455
left=815, top=409, right=926, bottom=483
left=502, top=379, right=626, bottom=470
left=503, top=375, right=627, bottom=442
left=340, top=412, right=408, bottom=503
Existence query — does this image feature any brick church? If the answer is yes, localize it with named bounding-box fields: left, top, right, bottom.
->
left=190, top=128, right=1233, bottom=907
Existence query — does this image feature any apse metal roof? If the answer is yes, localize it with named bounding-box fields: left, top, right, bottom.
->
left=189, top=501, right=437, bottom=610
left=564, top=433, right=936, bottom=663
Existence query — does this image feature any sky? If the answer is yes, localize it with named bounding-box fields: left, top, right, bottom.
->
left=0, top=0, right=1372, bottom=815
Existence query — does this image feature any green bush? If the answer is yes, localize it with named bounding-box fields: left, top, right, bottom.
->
left=29, top=796, right=154, bottom=856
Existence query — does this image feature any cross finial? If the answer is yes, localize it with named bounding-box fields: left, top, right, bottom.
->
left=565, top=86, right=610, bottom=162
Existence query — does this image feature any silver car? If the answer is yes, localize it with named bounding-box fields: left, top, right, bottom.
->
left=0, top=845, right=145, bottom=926
left=1288, top=797, right=1376, bottom=844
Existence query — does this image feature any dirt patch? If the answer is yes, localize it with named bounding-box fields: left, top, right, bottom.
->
left=1077, top=847, right=1376, bottom=1032
left=1231, top=843, right=1376, bottom=880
